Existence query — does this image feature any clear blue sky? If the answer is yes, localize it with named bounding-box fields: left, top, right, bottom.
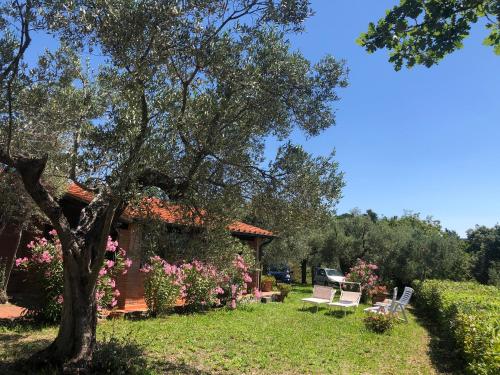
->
left=264, top=0, right=500, bottom=236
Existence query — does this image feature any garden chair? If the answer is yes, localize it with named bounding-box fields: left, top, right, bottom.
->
left=365, top=286, right=414, bottom=322
left=375, top=286, right=398, bottom=308
left=327, top=288, right=362, bottom=316
left=301, top=285, right=335, bottom=312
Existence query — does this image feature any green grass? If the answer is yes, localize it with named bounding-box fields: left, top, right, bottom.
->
left=0, top=285, right=448, bottom=374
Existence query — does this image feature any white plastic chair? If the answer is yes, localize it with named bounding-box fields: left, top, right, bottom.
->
left=375, top=286, right=398, bottom=308
left=365, top=286, right=414, bottom=322
left=328, top=284, right=362, bottom=316
left=301, top=285, right=335, bottom=312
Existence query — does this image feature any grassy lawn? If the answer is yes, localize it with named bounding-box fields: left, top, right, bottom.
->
left=0, top=286, right=451, bottom=374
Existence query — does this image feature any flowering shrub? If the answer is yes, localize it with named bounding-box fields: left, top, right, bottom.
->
left=141, top=256, right=185, bottom=316
left=16, top=231, right=131, bottom=322
left=219, top=255, right=253, bottom=309
left=345, top=259, right=380, bottom=300
left=182, top=260, right=221, bottom=310
left=140, top=254, right=253, bottom=312
left=364, top=313, right=395, bottom=334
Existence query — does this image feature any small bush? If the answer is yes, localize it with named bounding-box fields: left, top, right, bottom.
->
left=364, top=313, right=395, bottom=333
left=277, top=283, right=292, bottom=301
left=141, top=256, right=184, bottom=316
left=414, top=280, right=500, bottom=374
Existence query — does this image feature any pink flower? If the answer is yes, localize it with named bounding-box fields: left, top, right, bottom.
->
left=49, top=229, right=58, bottom=237
left=111, top=298, right=117, bottom=307
left=124, top=258, right=132, bottom=268
left=105, top=260, right=115, bottom=268
left=109, top=279, right=116, bottom=288
left=113, top=289, right=121, bottom=297
left=215, top=286, right=225, bottom=295
left=122, top=269, right=128, bottom=275
left=15, top=257, right=29, bottom=267
left=40, top=251, right=53, bottom=263
left=243, top=273, right=252, bottom=283
left=140, top=265, right=151, bottom=273
left=27, top=241, right=35, bottom=249
left=230, top=299, right=237, bottom=309
left=56, top=295, right=64, bottom=304
left=253, top=287, right=262, bottom=299
left=99, top=268, right=107, bottom=276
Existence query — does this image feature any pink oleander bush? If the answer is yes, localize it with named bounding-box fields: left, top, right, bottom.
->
left=140, top=254, right=253, bottom=312
left=182, top=260, right=221, bottom=311
left=219, top=254, right=253, bottom=309
left=16, top=231, right=131, bottom=322
left=141, top=256, right=185, bottom=316
left=345, top=258, right=380, bottom=300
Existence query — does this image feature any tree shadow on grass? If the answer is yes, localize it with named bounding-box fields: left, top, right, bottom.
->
left=155, top=360, right=213, bottom=375
left=0, top=333, right=53, bottom=375
left=412, top=311, right=465, bottom=375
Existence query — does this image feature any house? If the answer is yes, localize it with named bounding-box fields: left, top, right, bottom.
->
left=0, top=184, right=275, bottom=311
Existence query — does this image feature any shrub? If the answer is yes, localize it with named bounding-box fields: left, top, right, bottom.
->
left=364, top=313, right=395, bottom=334
left=219, top=254, right=253, bottom=309
left=261, top=275, right=276, bottom=284
left=414, top=280, right=500, bottom=374
left=181, top=260, right=221, bottom=311
left=141, top=256, right=184, bottom=316
left=346, top=259, right=380, bottom=300
left=16, top=231, right=131, bottom=322
left=276, top=283, right=292, bottom=302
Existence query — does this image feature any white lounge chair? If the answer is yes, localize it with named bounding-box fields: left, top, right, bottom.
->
left=301, top=285, right=335, bottom=312
left=328, top=289, right=361, bottom=316
left=365, top=286, right=414, bottom=322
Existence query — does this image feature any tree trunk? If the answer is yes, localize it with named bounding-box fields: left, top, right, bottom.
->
left=301, top=259, right=307, bottom=284
left=311, top=264, right=316, bottom=285
left=1, top=227, right=23, bottom=303
left=31, top=250, right=98, bottom=373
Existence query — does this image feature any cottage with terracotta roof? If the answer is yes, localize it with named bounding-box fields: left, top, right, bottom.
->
left=0, top=184, right=275, bottom=312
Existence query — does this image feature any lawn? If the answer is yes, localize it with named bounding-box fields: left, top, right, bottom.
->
left=0, top=286, right=451, bottom=374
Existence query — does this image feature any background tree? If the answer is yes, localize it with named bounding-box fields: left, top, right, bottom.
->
left=0, top=0, right=347, bottom=370
left=248, top=145, right=344, bottom=283
left=466, top=225, right=500, bottom=286
left=316, top=210, right=472, bottom=286
left=358, top=0, right=499, bottom=70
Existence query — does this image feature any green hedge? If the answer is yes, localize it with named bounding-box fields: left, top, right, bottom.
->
left=413, top=280, right=500, bottom=375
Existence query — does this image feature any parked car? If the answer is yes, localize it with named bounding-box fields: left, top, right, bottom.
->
left=314, top=267, right=345, bottom=286
left=267, top=266, right=292, bottom=284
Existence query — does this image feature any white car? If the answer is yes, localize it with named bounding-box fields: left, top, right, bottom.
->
left=314, top=268, right=346, bottom=286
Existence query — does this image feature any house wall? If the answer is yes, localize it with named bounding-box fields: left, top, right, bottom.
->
left=115, top=223, right=147, bottom=310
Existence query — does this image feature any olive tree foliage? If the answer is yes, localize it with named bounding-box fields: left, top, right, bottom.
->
left=316, top=210, right=472, bottom=286
left=0, top=0, right=347, bottom=369
left=247, top=144, right=344, bottom=267
left=466, top=225, right=500, bottom=286
left=359, top=0, right=500, bottom=70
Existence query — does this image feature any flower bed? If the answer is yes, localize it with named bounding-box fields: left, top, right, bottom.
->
left=141, top=254, right=255, bottom=313
left=413, top=279, right=500, bottom=375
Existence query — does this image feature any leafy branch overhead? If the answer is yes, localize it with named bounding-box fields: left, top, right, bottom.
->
left=358, top=0, right=500, bottom=70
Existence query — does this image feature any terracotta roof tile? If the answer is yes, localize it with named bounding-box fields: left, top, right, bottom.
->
left=66, top=183, right=274, bottom=237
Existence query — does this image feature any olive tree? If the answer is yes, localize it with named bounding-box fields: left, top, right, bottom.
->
left=0, top=0, right=347, bottom=370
